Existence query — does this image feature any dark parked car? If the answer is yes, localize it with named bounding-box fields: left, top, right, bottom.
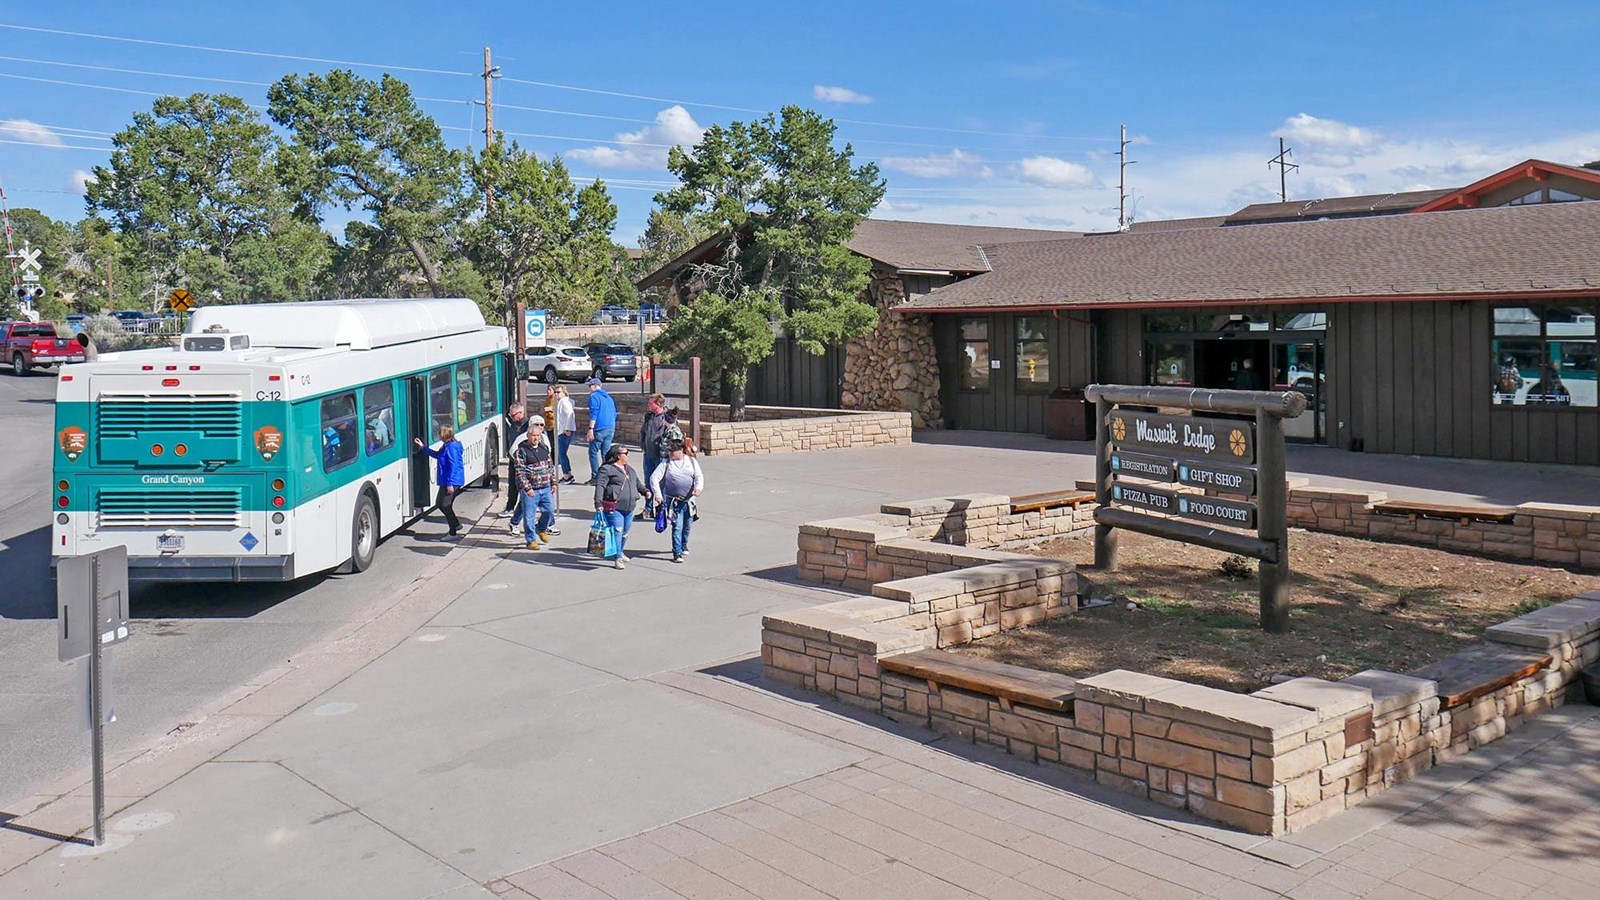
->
left=584, top=342, right=638, bottom=382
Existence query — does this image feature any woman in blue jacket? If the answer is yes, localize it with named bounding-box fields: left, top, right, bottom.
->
left=413, top=425, right=466, bottom=538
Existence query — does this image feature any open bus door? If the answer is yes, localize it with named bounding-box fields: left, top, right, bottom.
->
left=406, top=375, right=432, bottom=516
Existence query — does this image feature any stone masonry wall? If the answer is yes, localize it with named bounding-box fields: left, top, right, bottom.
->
left=571, top=392, right=911, bottom=457
left=1287, top=488, right=1600, bottom=568
left=841, top=268, right=942, bottom=429
left=767, top=489, right=1600, bottom=836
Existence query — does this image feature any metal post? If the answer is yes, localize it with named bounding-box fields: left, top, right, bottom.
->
left=89, top=560, right=105, bottom=847
left=1257, top=408, right=1289, bottom=633
left=1093, top=397, right=1118, bottom=571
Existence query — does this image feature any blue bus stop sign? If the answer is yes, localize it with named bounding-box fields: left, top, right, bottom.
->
left=524, top=310, right=547, bottom=343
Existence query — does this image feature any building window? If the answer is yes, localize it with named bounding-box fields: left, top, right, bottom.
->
left=363, top=382, right=395, bottom=456
left=1144, top=314, right=1190, bottom=333
left=428, top=366, right=453, bottom=435
left=1147, top=341, right=1192, bottom=386
left=1274, top=311, right=1327, bottom=331
left=1492, top=305, right=1596, bottom=407
left=1505, top=187, right=1591, bottom=206
left=477, top=357, right=497, bottom=422
left=959, top=318, right=990, bottom=391
left=321, top=392, right=360, bottom=472
left=1198, top=313, right=1269, bottom=332
left=1015, top=316, right=1051, bottom=390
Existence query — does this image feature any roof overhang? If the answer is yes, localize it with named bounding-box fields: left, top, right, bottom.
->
left=893, top=288, right=1600, bottom=315
left=1411, top=159, right=1600, bottom=213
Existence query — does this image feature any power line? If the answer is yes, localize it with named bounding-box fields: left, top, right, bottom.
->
left=0, top=22, right=476, bottom=77
left=1, top=21, right=1115, bottom=145
left=0, top=137, right=110, bottom=151
left=0, top=54, right=272, bottom=88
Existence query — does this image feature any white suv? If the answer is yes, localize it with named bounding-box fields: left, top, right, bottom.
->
left=526, top=345, right=592, bottom=384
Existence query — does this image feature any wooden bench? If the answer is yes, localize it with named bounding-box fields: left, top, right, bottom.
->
left=1409, top=644, right=1552, bottom=709
left=1372, top=500, right=1518, bottom=524
left=881, top=649, right=1077, bottom=713
left=1010, top=490, right=1096, bottom=516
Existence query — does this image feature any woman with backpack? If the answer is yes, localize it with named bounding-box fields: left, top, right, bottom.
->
left=592, top=445, right=651, bottom=569
left=648, top=438, right=703, bottom=563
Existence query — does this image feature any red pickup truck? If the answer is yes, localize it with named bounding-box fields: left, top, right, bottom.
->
left=2, top=321, right=86, bottom=375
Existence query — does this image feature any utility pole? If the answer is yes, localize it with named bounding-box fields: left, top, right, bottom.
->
left=1116, top=125, right=1135, bottom=232
left=1268, top=137, right=1298, bottom=203
left=481, top=47, right=501, bottom=212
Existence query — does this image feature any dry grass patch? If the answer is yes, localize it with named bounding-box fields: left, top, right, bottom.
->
left=955, top=528, right=1600, bottom=693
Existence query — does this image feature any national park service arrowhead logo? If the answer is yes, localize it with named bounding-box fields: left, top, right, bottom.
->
left=58, top=426, right=88, bottom=460
left=1228, top=429, right=1248, bottom=457
left=1111, top=416, right=1127, bottom=442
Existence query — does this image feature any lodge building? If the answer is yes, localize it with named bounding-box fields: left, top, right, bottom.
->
left=639, top=158, right=1600, bottom=466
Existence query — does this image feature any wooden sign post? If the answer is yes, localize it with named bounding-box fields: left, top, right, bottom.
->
left=1086, top=385, right=1306, bottom=633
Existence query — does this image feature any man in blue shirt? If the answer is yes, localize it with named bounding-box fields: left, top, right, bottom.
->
left=584, top=377, right=617, bottom=485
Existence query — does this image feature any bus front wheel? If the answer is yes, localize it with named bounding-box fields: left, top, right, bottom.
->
left=350, top=493, right=378, bottom=573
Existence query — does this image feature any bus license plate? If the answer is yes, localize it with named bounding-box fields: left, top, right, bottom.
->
left=158, top=534, right=185, bottom=553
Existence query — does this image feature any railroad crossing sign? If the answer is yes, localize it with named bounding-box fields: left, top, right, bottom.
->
left=168, top=288, right=195, bottom=312
left=524, top=309, right=547, bottom=342
left=15, top=246, right=41, bottom=272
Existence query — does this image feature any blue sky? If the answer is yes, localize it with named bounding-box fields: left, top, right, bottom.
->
left=3, top=1, right=1599, bottom=244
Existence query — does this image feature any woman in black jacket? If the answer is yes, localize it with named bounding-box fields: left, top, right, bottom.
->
left=593, top=445, right=651, bottom=569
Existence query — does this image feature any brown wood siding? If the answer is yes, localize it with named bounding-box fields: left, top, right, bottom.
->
left=1333, top=300, right=1600, bottom=465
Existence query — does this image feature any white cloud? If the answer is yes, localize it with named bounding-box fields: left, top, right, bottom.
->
left=813, top=85, right=873, bottom=105
left=879, top=149, right=991, bottom=179
left=1015, top=156, right=1096, bottom=189
left=0, top=119, right=63, bottom=147
left=1275, top=113, right=1378, bottom=152
left=70, top=170, right=95, bottom=195
left=568, top=105, right=703, bottom=170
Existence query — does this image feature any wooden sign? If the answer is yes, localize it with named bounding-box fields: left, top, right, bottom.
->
left=1176, top=459, right=1257, bottom=496
left=1107, top=411, right=1254, bottom=464
left=1176, top=493, right=1257, bottom=529
left=1110, top=450, right=1175, bottom=482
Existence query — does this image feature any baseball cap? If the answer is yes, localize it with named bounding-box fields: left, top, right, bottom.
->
left=585, top=376, right=603, bottom=386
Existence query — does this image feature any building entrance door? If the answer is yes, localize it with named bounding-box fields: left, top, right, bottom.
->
left=1194, top=339, right=1270, bottom=390
left=1275, top=341, right=1325, bottom=442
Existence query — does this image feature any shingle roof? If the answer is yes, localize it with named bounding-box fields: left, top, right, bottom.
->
left=847, top=219, right=1079, bottom=272
left=1124, top=215, right=1229, bottom=233
left=1225, top=189, right=1453, bottom=224
left=896, top=200, right=1600, bottom=312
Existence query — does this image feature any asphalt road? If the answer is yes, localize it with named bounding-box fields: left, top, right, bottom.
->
left=0, top=371, right=485, bottom=809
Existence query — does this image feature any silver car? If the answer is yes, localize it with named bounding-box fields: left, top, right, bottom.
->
left=526, top=345, right=592, bottom=384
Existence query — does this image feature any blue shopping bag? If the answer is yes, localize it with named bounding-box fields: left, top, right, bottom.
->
left=587, top=512, right=609, bottom=557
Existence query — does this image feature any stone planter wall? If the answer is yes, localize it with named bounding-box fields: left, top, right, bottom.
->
left=571, top=393, right=911, bottom=457
left=765, top=492, right=1600, bottom=836
left=1286, top=488, right=1600, bottom=568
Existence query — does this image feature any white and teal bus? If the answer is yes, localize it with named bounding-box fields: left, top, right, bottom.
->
left=52, top=298, right=512, bottom=581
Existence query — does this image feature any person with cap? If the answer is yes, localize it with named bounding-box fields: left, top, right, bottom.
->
left=584, top=376, right=616, bottom=484
left=496, top=404, right=529, bottom=521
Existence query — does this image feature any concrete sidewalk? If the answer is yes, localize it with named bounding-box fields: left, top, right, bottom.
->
left=3, top=439, right=1598, bottom=898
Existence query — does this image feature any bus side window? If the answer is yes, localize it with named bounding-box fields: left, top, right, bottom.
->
left=363, top=382, right=395, bottom=456
left=455, top=364, right=477, bottom=428
left=477, top=357, right=495, bottom=422
left=321, top=392, right=360, bottom=472
left=429, top=366, right=452, bottom=436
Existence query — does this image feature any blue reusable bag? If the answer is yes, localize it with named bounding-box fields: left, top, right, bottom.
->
left=587, top=512, right=609, bottom=557
left=655, top=503, right=668, bottom=533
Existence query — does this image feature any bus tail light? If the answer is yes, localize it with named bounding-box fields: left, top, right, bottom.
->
left=57, top=479, right=69, bottom=491
left=162, top=378, right=180, bottom=387
left=272, top=496, right=285, bottom=508
left=57, top=513, right=69, bottom=524
left=272, top=478, right=285, bottom=490
left=271, top=512, right=285, bottom=524
left=57, top=496, right=69, bottom=508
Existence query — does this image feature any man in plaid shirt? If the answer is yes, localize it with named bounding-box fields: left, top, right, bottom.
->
left=514, top=419, right=558, bottom=549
